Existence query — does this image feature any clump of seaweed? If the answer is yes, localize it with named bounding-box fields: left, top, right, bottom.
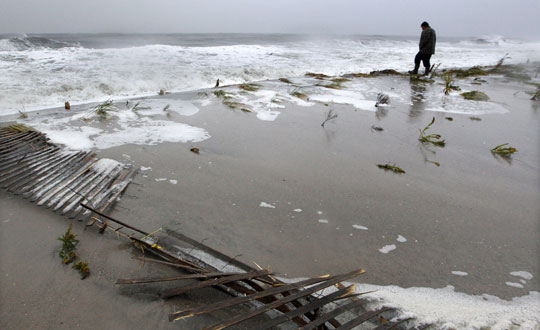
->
left=371, top=125, right=384, bottom=132
left=410, top=75, right=435, bottom=83
left=190, top=147, right=200, bottom=154
left=93, top=99, right=116, bottom=118
left=331, top=78, right=351, bottom=84
left=452, top=67, right=489, bottom=78
left=238, top=83, right=260, bottom=92
left=58, top=224, right=79, bottom=264
left=350, top=72, right=376, bottom=78
left=73, top=261, right=90, bottom=279
left=18, top=110, right=28, bottom=119
left=305, top=72, right=330, bottom=79
left=375, top=93, right=389, bottom=107
left=530, top=86, right=540, bottom=101
left=321, top=109, right=338, bottom=127
left=370, top=69, right=405, bottom=76
left=377, top=163, right=405, bottom=174
left=443, top=72, right=460, bottom=95
left=445, top=117, right=453, bottom=121
left=291, top=91, right=308, bottom=100
left=469, top=116, right=482, bottom=121
left=213, top=90, right=228, bottom=98
left=461, top=91, right=489, bottom=101
left=316, top=82, right=343, bottom=90
left=491, top=143, right=517, bottom=157
left=419, top=117, right=445, bottom=147
left=223, top=100, right=251, bottom=112
left=279, top=78, right=292, bottom=84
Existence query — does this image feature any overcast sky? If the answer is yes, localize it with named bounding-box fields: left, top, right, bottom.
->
left=1, top=0, right=539, bottom=38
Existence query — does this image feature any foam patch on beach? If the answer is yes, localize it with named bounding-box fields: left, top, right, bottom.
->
left=425, top=93, right=509, bottom=115
left=24, top=99, right=209, bottom=150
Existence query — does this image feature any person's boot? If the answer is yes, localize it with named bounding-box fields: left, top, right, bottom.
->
left=423, top=67, right=431, bottom=76
left=408, top=64, right=420, bottom=74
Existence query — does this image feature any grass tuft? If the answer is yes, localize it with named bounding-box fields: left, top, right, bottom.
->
left=238, top=83, right=260, bottom=92
left=73, top=262, right=90, bottom=279
left=491, top=143, right=517, bottom=157
left=279, top=78, right=292, bottom=84
left=419, top=117, right=446, bottom=147
left=461, top=91, right=489, bottom=101
left=58, top=224, right=79, bottom=264
left=377, top=163, right=406, bottom=174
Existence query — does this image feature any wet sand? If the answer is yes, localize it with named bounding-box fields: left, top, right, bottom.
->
left=1, top=68, right=539, bottom=327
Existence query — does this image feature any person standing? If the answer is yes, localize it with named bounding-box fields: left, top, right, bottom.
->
left=409, top=21, right=436, bottom=75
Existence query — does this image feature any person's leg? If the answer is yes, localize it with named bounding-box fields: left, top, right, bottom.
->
left=409, top=52, right=421, bottom=74
left=422, top=54, right=432, bottom=74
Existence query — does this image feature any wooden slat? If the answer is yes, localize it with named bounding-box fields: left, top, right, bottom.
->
left=203, top=268, right=365, bottom=330
left=254, top=285, right=357, bottom=330
left=160, top=269, right=272, bottom=299
left=169, top=275, right=333, bottom=322
left=335, top=307, right=393, bottom=330
left=116, top=272, right=244, bottom=284
left=300, top=299, right=368, bottom=330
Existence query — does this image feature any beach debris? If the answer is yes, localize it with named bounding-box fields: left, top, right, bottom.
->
left=429, top=63, right=441, bottom=78
left=370, top=69, right=405, bottom=76
left=305, top=72, right=330, bottom=79
left=190, top=147, right=200, bottom=154
left=461, top=91, right=489, bottom=101
left=58, top=224, right=79, bottom=264
left=419, top=117, right=445, bottom=147
left=472, top=77, right=487, bottom=85
left=445, top=117, right=453, bottom=121
left=443, top=72, right=460, bottom=95
left=491, top=143, right=517, bottom=158
left=215, top=79, right=220, bottom=88
left=18, top=110, right=28, bottom=119
left=93, top=99, right=116, bottom=118
left=163, top=104, right=170, bottom=112
left=469, top=116, right=482, bottom=121
left=377, top=163, right=405, bottom=174
left=130, top=102, right=150, bottom=116
left=375, top=93, right=390, bottom=107
left=321, top=109, right=338, bottom=127
left=291, top=90, right=308, bottom=99
left=331, top=78, right=351, bottom=84
left=213, top=90, right=228, bottom=98
left=279, top=77, right=292, bottom=84
left=425, top=159, right=441, bottom=167
left=65, top=101, right=71, bottom=110
left=494, top=53, right=509, bottom=71
left=350, top=72, right=376, bottom=78
left=452, top=67, right=489, bottom=78
left=73, top=261, right=90, bottom=279
left=316, top=82, right=343, bottom=90
left=223, top=100, right=251, bottom=112
left=530, top=86, right=540, bottom=101
left=159, top=89, right=165, bottom=95
left=238, top=83, right=260, bottom=92
left=370, top=125, right=384, bottom=132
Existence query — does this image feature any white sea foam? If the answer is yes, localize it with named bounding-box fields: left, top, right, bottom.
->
left=259, top=202, right=275, bottom=208
left=379, top=244, right=396, bottom=254
left=510, top=271, right=533, bottom=280
left=352, top=225, right=368, bottom=230
left=452, top=271, right=468, bottom=276
left=293, top=209, right=302, bottom=213
left=397, top=235, right=407, bottom=242
left=506, top=282, right=525, bottom=289
left=1, top=34, right=538, bottom=116
left=318, top=219, right=329, bottom=224
left=169, top=180, right=177, bottom=185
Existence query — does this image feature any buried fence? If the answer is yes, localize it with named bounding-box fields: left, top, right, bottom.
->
left=1, top=124, right=430, bottom=330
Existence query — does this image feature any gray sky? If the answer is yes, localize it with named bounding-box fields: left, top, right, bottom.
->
left=1, top=0, right=539, bottom=38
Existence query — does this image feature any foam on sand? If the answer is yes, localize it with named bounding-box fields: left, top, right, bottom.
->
left=379, top=244, right=396, bottom=254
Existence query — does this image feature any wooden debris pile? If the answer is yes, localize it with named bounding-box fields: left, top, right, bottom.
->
left=0, top=124, right=136, bottom=219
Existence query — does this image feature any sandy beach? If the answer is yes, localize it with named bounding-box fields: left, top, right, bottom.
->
left=1, top=65, right=539, bottom=328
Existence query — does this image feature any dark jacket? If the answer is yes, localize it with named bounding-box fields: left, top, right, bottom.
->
left=419, top=28, right=436, bottom=54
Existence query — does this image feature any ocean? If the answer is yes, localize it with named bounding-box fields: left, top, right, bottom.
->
left=1, top=33, right=539, bottom=115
